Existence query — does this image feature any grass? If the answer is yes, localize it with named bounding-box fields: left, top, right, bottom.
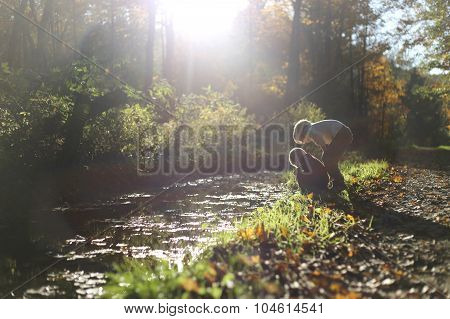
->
left=411, top=144, right=450, bottom=151
left=282, top=154, right=388, bottom=192
left=103, top=156, right=389, bottom=299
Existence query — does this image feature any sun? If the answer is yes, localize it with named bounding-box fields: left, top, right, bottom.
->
left=162, top=0, right=247, bottom=40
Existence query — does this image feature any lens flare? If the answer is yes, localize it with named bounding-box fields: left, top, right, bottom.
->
left=162, top=0, right=247, bottom=40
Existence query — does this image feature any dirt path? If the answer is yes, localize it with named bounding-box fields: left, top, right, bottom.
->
left=202, top=165, right=449, bottom=299
left=349, top=165, right=449, bottom=298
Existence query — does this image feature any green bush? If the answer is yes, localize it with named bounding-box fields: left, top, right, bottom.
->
left=406, top=86, right=448, bottom=146
left=158, top=87, right=255, bottom=170
left=82, top=103, right=159, bottom=160
left=0, top=90, right=72, bottom=166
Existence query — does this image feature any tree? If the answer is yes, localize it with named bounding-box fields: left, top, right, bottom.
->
left=284, top=0, right=302, bottom=106
left=404, top=70, right=448, bottom=146
left=419, top=0, right=449, bottom=70
left=144, top=0, right=156, bottom=91
left=163, top=14, right=175, bottom=84
left=364, top=56, right=406, bottom=140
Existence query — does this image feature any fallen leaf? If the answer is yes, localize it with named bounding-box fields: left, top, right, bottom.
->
left=346, top=214, right=355, bottom=223
left=336, top=291, right=361, bottom=299
left=392, top=175, right=403, bottom=183
left=330, top=283, right=343, bottom=292
left=301, top=215, right=310, bottom=223
left=264, top=282, right=280, bottom=294
left=239, top=228, right=254, bottom=240
left=280, top=226, right=289, bottom=238
left=347, top=244, right=356, bottom=257
left=255, top=223, right=267, bottom=241
left=204, top=266, right=217, bottom=283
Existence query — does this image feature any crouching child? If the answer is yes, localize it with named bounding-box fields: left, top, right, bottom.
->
left=293, top=119, right=353, bottom=190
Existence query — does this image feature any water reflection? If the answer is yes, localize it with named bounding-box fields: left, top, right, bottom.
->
left=2, top=172, right=284, bottom=298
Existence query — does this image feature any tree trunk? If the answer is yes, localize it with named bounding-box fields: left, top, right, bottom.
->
left=284, top=0, right=302, bottom=106
left=61, top=91, right=128, bottom=166
left=323, top=0, right=332, bottom=79
left=349, top=31, right=355, bottom=110
left=109, top=0, right=116, bottom=71
left=163, top=15, right=175, bottom=84
left=380, top=102, right=386, bottom=140
left=144, top=0, right=156, bottom=91
left=7, top=0, right=28, bottom=68
left=359, top=26, right=368, bottom=116
left=36, top=0, right=55, bottom=70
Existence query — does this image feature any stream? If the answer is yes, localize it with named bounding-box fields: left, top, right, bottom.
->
left=2, top=172, right=284, bottom=298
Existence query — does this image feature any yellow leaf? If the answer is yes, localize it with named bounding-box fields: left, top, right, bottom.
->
left=238, top=255, right=260, bottom=266
left=336, top=291, right=361, bottom=299
left=264, top=282, right=280, bottom=294
left=346, top=214, right=355, bottom=223
left=180, top=278, right=200, bottom=293
left=330, top=283, right=342, bottom=293
left=255, top=223, right=266, bottom=241
left=250, top=255, right=260, bottom=264
left=392, top=175, right=403, bottom=183
left=280, top=226, right=289, bottom=238
left=204, top=266, right=217, bottom=283
left=238, top=228, right=255, bottom=240
left=307, top=193, right=314, bottom=200
left=304, top=230, right=315, bottom=238
left=312, top=270, right=321, bottom=276
left=347, top=244, right=356, bottom=257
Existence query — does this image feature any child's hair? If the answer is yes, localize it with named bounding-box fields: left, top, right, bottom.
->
left=289, top=147, right=305, bottom=169
left=293, top=119, right=312, bottom=144
left=289, top=147, right=312, bottom=173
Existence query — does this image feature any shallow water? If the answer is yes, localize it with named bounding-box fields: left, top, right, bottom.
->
left=2, top=172, right=284, bottom=298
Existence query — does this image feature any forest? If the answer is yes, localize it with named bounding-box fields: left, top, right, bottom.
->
left=0, top=0, right=448, bottom=299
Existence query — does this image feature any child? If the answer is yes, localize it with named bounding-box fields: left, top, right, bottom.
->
left=293, top=119, right=353, bottom=190
left=289, top=147, right=329, bottom=193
